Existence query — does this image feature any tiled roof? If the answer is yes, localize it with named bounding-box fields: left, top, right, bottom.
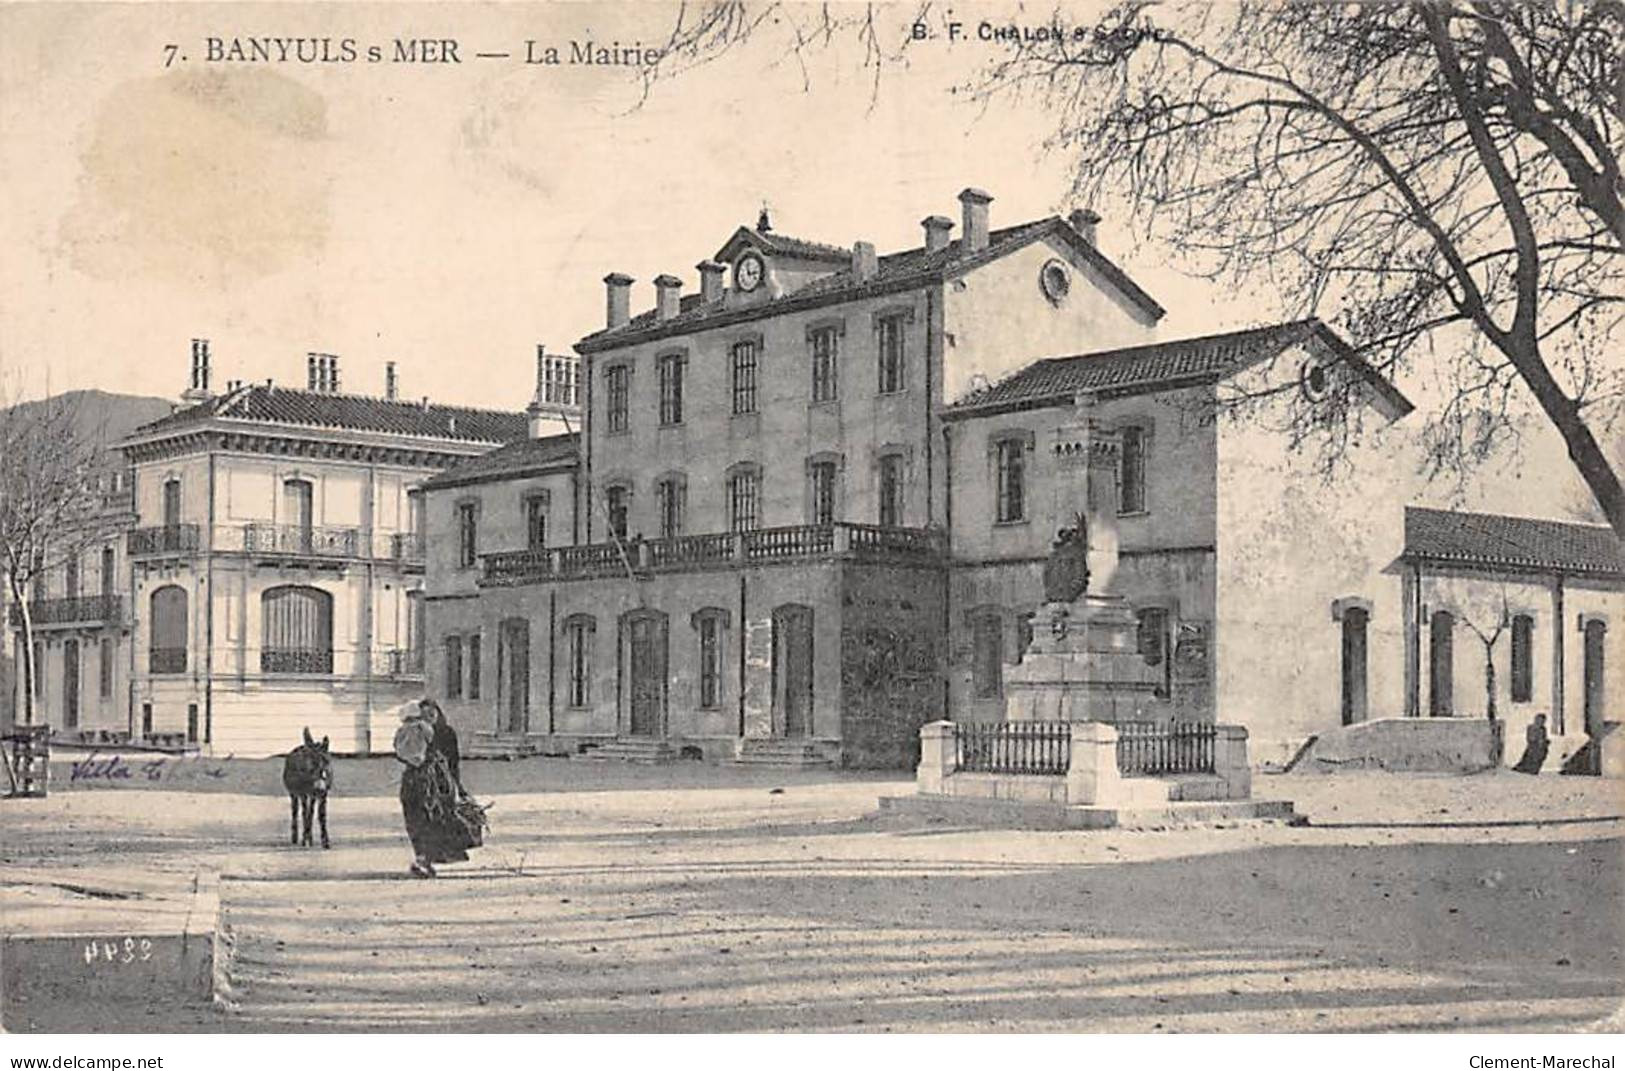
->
left=420, top=433, right=578, bottom=491
left=126, top=384, right=528, bottom=445
left=577, top=217, right=1164, bottom=353
left=945, top=320, right=1379, bottom=417
left=1403, top=506, right=1625, bottom=578
left=715, top=227, right=852, bottom=264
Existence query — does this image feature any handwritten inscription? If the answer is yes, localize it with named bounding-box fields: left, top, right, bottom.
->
left=69, top=753, right=231, bottom=784
left=82, top=937, right=155, bottom=966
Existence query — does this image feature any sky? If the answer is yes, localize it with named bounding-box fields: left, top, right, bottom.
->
left=0, top=2, right=1606, bottom=521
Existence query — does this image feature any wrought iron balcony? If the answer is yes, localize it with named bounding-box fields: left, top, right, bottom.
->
left=240, top=524, right=361, bottom=559
left=261, top=649, right=335, bottom=674
left=8, top=595, right=125, bottom=630
left=128, top=525, right=199, bottom=557
left=373, top=647, right=425, bottom=678
left=479, top=522, right=945, bottom=587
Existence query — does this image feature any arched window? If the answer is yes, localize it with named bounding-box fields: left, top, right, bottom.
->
left=1508, top=614, right=1534, bottom=708
left=150, top=585, right=188, bottom=674
left=1429, top=609, right=1455, bottom=716
left=1341, top=606, right=1369, bottom=725
left=261, top=585, right=334, bottom=674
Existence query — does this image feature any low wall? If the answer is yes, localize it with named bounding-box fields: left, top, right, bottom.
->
left=1296, top=717, right=1504, bottom=774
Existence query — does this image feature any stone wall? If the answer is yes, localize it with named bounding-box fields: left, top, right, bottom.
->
left=1295, top=716, right=1505, bottom=773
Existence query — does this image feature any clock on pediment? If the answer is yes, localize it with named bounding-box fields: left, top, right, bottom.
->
left=735, top=251, right=765, bottom=293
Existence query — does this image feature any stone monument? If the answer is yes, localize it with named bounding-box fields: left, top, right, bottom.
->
left=1003, top=413, right=1164, bottom=723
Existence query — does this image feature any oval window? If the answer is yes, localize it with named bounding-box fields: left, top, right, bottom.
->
left=1300, top=359, right=1330, bottom=401
left=1039, top=259, right=1071, bottom=305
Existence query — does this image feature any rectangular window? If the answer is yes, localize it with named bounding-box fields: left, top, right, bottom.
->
left=65, top=555, right=80, bottom=599
left=457, top=503, right=478, bottom=568
left=809, top=461, right=837, bottom=526
left=658, top=354, right=685, bottom=425
left=1137, top=608, right=1171, bottom=699
left=102, top=547, right=116, bottom=598
left=698, top=616, right=722, bottom=709
left=99, top=638, right=113, bottom=699
left=877, top=316, right=906, bottom=394
left=566, top=621, right=591, bottom=707
left=445, top=636, right=464, bottom=699
left=731, top=340, right=758, bottom=415
left=605, top=365, right=629, bottom=433
left=1511, top=614, right=1534, bottom=703
left=656, top=478, right=684, bottom=539
left=525, top=496, right=548, bottom=551
left=810, top=327, right=839, bottom=403
left=995, top=439, right=1025, bottom=523
left=878, top=455, right=904, bottom=527
left=729, top=470, right=760, bottom=532
left=605, top=486, right=629, bottom=539
left=467, top=634, right=481, bottom=700
left=1119, top=426, right=1147, bottom=514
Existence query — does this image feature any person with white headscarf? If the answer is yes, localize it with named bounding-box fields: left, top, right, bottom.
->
left=393, top=697, right=469, bottom=877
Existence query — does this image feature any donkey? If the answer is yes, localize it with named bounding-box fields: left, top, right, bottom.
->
left=281, top=728, right=333, bottom=849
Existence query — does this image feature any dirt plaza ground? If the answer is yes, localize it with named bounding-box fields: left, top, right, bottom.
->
left=3, top=756, right=1622, bottom=1033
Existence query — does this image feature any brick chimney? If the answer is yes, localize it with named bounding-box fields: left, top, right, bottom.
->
left=183, top=339, right=212, bottom=402
left=385, top=361, right=399, bottom=401
left=852, top=241, right=878, bottom=282
left=1069, top=208, right=1101, bottom=246
left=921, top=216, right=954, bottom=254
left=654, top=274, right=683, bottom=321
left=959, top=188, right=993, bottom=253
left=697, top=260, right=725, bottom=305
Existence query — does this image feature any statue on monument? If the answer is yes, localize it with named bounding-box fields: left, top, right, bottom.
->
left=1042, top=510, right=1091, bottom=604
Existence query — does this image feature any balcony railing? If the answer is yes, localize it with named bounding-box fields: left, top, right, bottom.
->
left=241, top=524, right=361, bottom=558
left=373, top=647, right=425, bottom=678
left=128, top=525, right=200, bottom=557
left=479, top=522, right=944, bottom=587
left=261, top=649, right=335, bottom=674
left=8, top=595, right=125, bottom=629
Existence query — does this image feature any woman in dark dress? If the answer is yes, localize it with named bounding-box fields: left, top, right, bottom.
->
left=1513, top=713, right=1550, bottom=774
left=395, top=698, right=470, bottom=877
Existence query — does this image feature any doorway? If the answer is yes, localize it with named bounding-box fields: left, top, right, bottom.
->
left=623, top=612, right=667, bottom=738
left=772, top=604, right=814, bottom=737
left=1341, top=607, right=1369, bottom=725
left=501, top=618, right=530, bottom=734
left=62, top=640, right=79, bottom=730
left=1584, top=618, right=1607, bottom=738
left=1429, top=610, right=1454, bottom=716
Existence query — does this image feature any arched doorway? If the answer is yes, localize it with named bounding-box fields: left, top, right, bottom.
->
left=772, top=604, right=814, bottom=737
left=1429, top=610, right=1454, bottom=716
left=1341, top=607, right=1369, bottom=725
left=1584, top=618, right=1607, bottom=738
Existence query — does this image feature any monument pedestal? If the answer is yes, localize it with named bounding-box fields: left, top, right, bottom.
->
left=1004, top=594, right=1164, bottom=723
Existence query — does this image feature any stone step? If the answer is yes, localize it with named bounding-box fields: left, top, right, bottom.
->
left=579, top=739, right=677, bottom=764
left=728, top=737, right=837, bottom=768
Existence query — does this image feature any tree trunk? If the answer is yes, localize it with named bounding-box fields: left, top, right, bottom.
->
left=1484, top=647, right=1497, bottom=722
left=13, top=581, right=35, bottom=727
left=1502, top=332, right=1625, bottom=538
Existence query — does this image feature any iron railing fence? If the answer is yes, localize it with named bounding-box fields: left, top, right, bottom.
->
left=1114, top=720, right=1216, bottom=776
left=953, top=721, right=1072, bottom=775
